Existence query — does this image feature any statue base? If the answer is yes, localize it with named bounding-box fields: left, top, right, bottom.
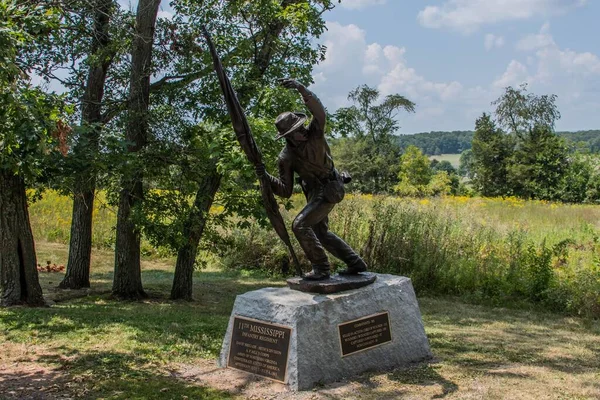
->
left=218, top=273, right=432, bottom=391
left=286, top=272, right=377, bottom=294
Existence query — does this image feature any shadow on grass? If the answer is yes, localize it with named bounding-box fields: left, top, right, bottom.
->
left=33, top=351, right=233, bottom=400
left=4, top=272, right=599, bottom=398
left=1, top=272, right=280, bottom=360
left=2, top=267, right=254, bottom=399
left=389, top=364, right=458, bottom=399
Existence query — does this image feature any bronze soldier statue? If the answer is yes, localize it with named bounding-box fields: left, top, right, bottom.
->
left=256, top=79, right=368, bottom=281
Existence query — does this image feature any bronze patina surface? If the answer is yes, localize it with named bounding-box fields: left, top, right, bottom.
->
left=261, top=78, right=369, bottom=281
left=286, top=273, right=376, bottom=294
left=338, top=311, right=392, bottom=357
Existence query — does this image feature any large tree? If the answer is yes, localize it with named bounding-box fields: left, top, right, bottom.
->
left=333, top=85, right=415, bottom=193
left=492, top=83, right=561, bottom=137
left=25, top=0, right=132, bottom=290
left=0, top=1, right=69, bottom=306
left=471, top=113, right=513, bottom=197
left=60, top=0, right=118, bottom=289
left=508, top=125, right=568, bottom=200
left=488, top=85, right=568, bottom=201
left=112, top=0, right=161, bottom=299
left=145, top=0, right=335, bottom=300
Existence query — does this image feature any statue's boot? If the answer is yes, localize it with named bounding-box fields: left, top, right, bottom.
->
left=303, top=268, right=330, bottom=281
left=338, top=258, right=368, bottom=275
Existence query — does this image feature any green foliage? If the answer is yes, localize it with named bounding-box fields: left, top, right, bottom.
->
left=507, top=125, right=568, bottom=200
left=429, top=171, right=454, bottom=196
left=471, top=113, right=513, bottom=197
left=332, top=84, right=415, bottom=194
left=26, top=190, right=600, bottom=317
left=468, top=87, right=600, bottom=204
left=331, top=135, right=401, bottom=194
left=335, top=85, right=415, bottom=141
left=492, top=83, right=561, bottom=136
left=522, top=241, right=554, bottom=302
left=558, top=130, right=600, bottom=152
left=211, top=194, right=600, bottom=317
left=399, top=145, right=432, bottom=186
left=393, top=129, right=600, bottom=159
left=431, top=159, right=456, bottom=175
left=0, top=1, right=70, bottom=178
left=558, top=153, right=600, bottom=203
left=332, top=197, right=600, bottom=317
left=208, top=221, right=291, bottom=273
left=117, top=0, right=333, bottom=254
left=458, top=149, right=474, bottom=178
left=393, top=146, right=452, bottom=197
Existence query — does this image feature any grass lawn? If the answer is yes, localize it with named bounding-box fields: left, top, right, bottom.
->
left=429, top=154, right=462, bottom=168
left=1, top=242, right=599, bottom=399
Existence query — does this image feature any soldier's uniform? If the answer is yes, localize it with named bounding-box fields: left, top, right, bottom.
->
left=266, top=89, right=367, bottom=279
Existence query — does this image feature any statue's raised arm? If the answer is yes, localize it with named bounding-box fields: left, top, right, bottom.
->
left=279, top=78, right=326, bottom=135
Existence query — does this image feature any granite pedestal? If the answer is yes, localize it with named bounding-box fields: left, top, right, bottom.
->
left=218, top=273, right=432, bottom=391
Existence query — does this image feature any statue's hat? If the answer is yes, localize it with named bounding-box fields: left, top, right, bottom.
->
left=274, top=112, right=307, bottom=140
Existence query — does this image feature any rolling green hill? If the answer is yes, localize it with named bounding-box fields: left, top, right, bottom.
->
left=396, top=130, right=600, bottom=155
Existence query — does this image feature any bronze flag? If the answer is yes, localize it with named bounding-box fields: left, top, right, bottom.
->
left=201, top=27, right=303, bottom=277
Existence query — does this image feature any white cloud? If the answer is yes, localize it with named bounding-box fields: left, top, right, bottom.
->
left=484, top=33, right=505, bottom=51
left=378, top=63, right=463, bottom=102
left=516, top=22, right=554, bottom=51
left=339, top=0, right=386, bottom=10
left=493, top=60, right=529, bottom=88
left=510, top=23, right=600, bottom=83
left=418, top=0, right=587, bottom=34
left=363, top=43, right=384, bottom=75
left=494, top=23, right=600, bottom=129
left=319, top=22, right=366, bottom=74
left=313, top=20, right=600, bottom=132
left=313, top=72, right=327, bottom=85
left=312, top=21, right=481, bottom=132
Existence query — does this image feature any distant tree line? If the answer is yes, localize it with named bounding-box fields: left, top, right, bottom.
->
left=330, top=83, right=600, bottom=203
left=558, top=131, right=600, bottom=152
left=395, top=131, right=473, bottom=155
left=391, top=129, right=600, bottom=156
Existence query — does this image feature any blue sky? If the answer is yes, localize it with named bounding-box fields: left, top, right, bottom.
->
left=120, top=0, right=600, bottom=133
left=309, top=0, right=600, bottom=133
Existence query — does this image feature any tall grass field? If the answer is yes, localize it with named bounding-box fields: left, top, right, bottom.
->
left=28, top=191, right=600, bottom=318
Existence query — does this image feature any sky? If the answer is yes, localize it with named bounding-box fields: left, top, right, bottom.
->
left=308, top=0, right=600, bottom=134
left=115, top=0, right=600, bottom=134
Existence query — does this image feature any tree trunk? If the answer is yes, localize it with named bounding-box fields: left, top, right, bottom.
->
left=113, top=179, right=145, bottom=298
left=112, top=0, right=160, bottom=299
left=171, top=171, right=221, bottom=300
left=170, top=10, right=295, bottom=298
left=60, top=0, right=114, bottom=290
left=0, top=170, right=45, bottom=307
left=60, top=189, right=95, bottom=289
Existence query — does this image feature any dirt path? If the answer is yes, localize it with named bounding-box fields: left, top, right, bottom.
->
left=175, top=359, right=380, bottom=400
left=0, top=344, right=83, bottom=399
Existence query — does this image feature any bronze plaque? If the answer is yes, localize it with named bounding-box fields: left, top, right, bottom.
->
left=338, top=312, right=392, bottom=357
left=227, top=316, right=292, bottom=383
